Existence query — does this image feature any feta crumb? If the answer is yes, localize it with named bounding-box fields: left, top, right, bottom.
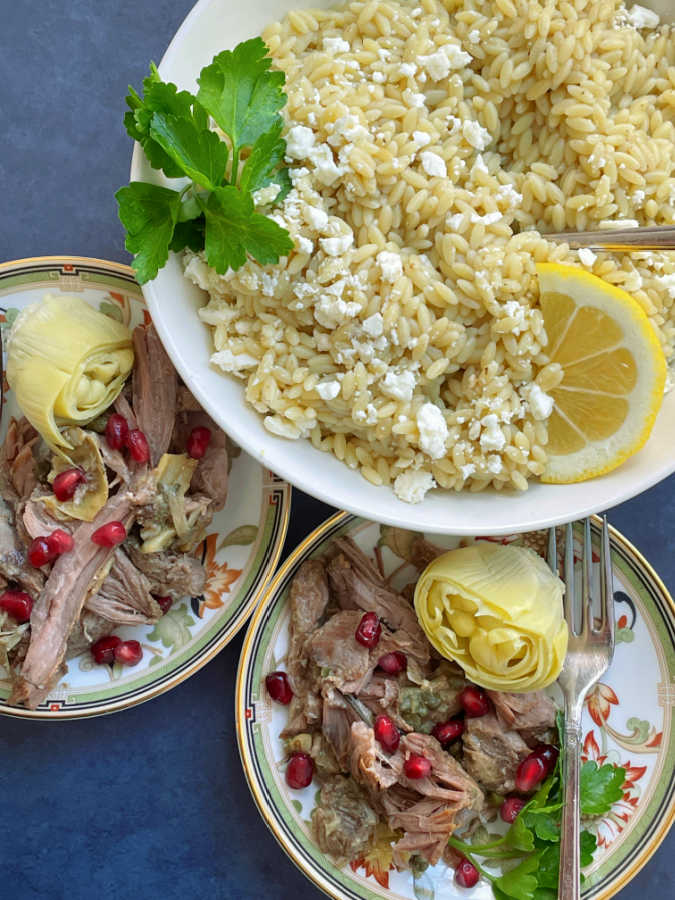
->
left=473, top=154, right=488, bottom=174
left=487, top=454, right=503, bottom=475
left=252, top=183, right=281, bottom=207
left=363, top=312, right=384, bottom=337
left=578, top=247, right=597, bottom=267
left=314, top=295, right=360, bottom=328
left=419, top=50, right=450, bottom=81
left=377, top=250, right=403, bottom=282
left=399, top=62, right=417, bottom=77
left=322, top=36, right=350, bottom=53
left=479, top=414, right=506, bottom=451
left=421, top=151, right=447, bottom=178
left=394, top=470, right=436, bottom=503
left=467, top=29, right=480, bottom=43
left=446, top=213, right=465, bottom=230
left=260, top=273, right=278, bottom=297
left=285, top=125, right=316, bottom=161
left=305, top=205, right=329, bottom=230
left=372, top=71, right=386, bottom=83
left=316, top=380, right=341, bottom=401
left=460, top=463, right=475, bottom=479
left=309, top=144, right=345, bottom=186
left=211, top=349, right=258, bottom=374
left=625, top=4, right=660, bottom=29
left=403, top=89, right=427, bottom=109
left=523, top=384, right=554, bottom=420
left=446, top=44, right=472, bottom=70
left=416, top=403, right=449, bottom=459
left=382, top=369, right=416, bottom=402
left=297, top=236, right=314, bottom=255
left=462, top=120, right=492, bottom=150
left=632, top=189, right=646, bottom=205
left=470, top=211, right=502, bottom=225
left=658, top=273, right=675, bottom=299
left=320, top=233, right=354, bottom=256
left=412, top=130, right=432, bottom=148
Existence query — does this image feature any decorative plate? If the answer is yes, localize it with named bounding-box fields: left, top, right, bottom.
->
left=0, top=256, right=290, bottom=719
left=237, top=512, right=674, bottom=900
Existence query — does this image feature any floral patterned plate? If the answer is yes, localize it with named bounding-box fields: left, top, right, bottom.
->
left=237, top=512, right=674, bottom=899
left=0, top=256, right=290, bottom=719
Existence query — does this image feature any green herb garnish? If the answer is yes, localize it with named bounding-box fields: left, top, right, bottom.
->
left=116, top=38, right=294, bottom=284
left=449, top=712, right=626, bottom=899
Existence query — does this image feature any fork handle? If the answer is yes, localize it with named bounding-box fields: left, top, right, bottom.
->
left=559, top=713, right=583, bottom=900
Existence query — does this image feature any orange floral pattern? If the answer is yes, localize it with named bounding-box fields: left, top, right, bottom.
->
left=587, top=683, right=619, bottom=727
left=195, top=533, right=242, bottom=617
left=350, top=824, right=400, bottom=888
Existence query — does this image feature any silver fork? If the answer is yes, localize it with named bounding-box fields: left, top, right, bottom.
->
left=548, top=517, right=615, bottom=900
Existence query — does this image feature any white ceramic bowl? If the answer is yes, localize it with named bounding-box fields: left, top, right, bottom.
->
left=131, top=0, right=675, bottom=534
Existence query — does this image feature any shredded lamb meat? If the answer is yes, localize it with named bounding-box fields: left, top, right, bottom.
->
left=132, top=324, right=177, bottom=466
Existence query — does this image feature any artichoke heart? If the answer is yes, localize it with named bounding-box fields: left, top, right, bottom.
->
left=40, top=428, right=109, bottom=522
left=139, top=453, right=198, bottom=553
left=414, top=542, right=568, bottom=692
left=6, top=294, right=134, bottom=450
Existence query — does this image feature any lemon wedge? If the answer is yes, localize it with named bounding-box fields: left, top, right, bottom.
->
left=537, top=262, right=666, bottom=483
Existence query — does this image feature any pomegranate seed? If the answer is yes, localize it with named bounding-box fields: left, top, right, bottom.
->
left=355, top=611, right=382, bottom=648
left=432, top=718, right=465, bottom=747
left=455, top=857, right=479, bottom=889
left=126, top=428, right=150, bottom=463
left=501, top=795, right=527, bottom=823
left=374, top=714, right=400, bottom=753
left=534, top=743, right=559, bottom=776
left=265, top=671, right=294, bottom=705
left=377, top=651, right=406, bottom=674
left=515, top=753, right=548, bottom=792
left=286, top=752, right=314, bottom=789
left=91, top=635, right=121, bottom=665
left=52, top=467, right=85, bottom=501
left=186, top=426, right=212, bottom=460
left=46, top=529, right=74, bottom=556
left=155, top=595, right=173, bottom=615
left=0, top=590, right=32, bottom=623
left=105, top=413, right=129, bottom=451
left=28, top=536, right=57, bottom=567
left=459, top=685, right=491, bottom=718
left=404, top=753, right=432, bottom=780
left=91, top=521, right=127, bottom=547
left=114, top=640, right=143, bottom=666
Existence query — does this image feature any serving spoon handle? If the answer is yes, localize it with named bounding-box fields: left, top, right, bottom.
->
left=546, top=223, right=675, bottom=251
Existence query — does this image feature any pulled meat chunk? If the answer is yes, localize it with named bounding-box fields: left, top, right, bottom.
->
left=311, top=776, right=378, bottom=866
left=132, top=325, right=177, bottom=466
left=462, top=712, right=532, bottom=794
left=125, top=541, right=206, bottom=598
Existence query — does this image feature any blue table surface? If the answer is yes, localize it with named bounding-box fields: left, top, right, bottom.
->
left=0, top=2, right=672, bottom=898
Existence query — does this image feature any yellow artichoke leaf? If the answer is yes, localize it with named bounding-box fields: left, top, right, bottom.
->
left=40, top=428, right=109, bottom=522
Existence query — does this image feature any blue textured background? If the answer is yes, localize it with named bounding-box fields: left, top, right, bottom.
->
left=0, top=2, right=672, bottom=898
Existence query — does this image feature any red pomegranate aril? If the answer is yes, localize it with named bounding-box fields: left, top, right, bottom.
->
left=105, top=413, right=129, bottom=451
left=459, top=685, right=491, bottom=718
left=377, top=651, right=407, bottom=675
left=432, top=718, right=465, bottom=747
left=265, top=671, right=294, bottom=705
left=374, top=715, right=401, bottom=753
left=52, top=467, right=85, bottom=501
left=501, top=795, right=527, bottom=824
left=91, top=521, right=127, bottom=547
left=155, top=595, right=173, bottom=615
left=46, top=528, right=74, bottom=556
left=186, top=426, right=212, bottom=460
left=515, top=753, right=548, bottom=792
left=355, top=611, right=382, bottom=648
left=455, top=857, right=479, bottom=889
left=114, top=639, right=143, bottom=666
left=91, top=635, right=121, bottom=665
left=286, top=752, right=314, bottom=789
left=126, top=428, right=151, bottom=463
left=0, top=590, right=32, bottom=623
left=28, top=536, right=56, bottom=567
left=534, top=743, right=559, bottom=776
left=404, top=754, right=432, bottom=780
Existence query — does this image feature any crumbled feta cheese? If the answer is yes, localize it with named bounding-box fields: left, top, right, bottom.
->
left=419, top=50, right=450, bottom=81
left=496, top=184, right=523, bottom=207
left=523, top=384, right=554, bottom=420
left=382, top=370, right=416, bottom=402
left=314, top=296, right=360, bottom=329
left=412, top=130, right=431, bottom=148
left=446, top=213, right=465, bottom=230
left=417, top=403, right=449, bottom=459
left=467, top=29, right=480, bottom=43
left=322, top=36, right=350, bottom=53
left=421, top=151, right=447, bottom=178
left=399, top=62, right=417, bottom=77
left=462, top=120, right=492, bottom=150
left=304, top=205, right=329, bottom=230
left=252, top=183, right=281, bottom=206
left=446, top=44, right=472, bottom=69
left=377, top=250, right=403, bottom=282
left=372, top=71, right=385, bottom=83
left=403, top=89, right=427, bottom=108
left=362, top=312, right=384, bottom=337
left=316, top=380, right=341, bottom=401
left=211, top=349, right=258, bottom=374
left=297, top=236, right=314, bottom=255
left=285, top=125, right=316, bottom=161
left=487, top=454, right=503, bottom=475
left=632, top=189, right=646, bottom=205
left=658, top=273, right=675, bottom=299
left=625, top=4, right=660, bottom=29
left=394, top=470, right=436, bottom=503
left=309, top=144, right=345, bottom=185
left=260, top=273, right=278, bottom=297
left=479, top=414, right=506, bottom=451
left=470, top=211, right=502, bottom=225
left=320, top=233, right=354, bottom=256
left=460, top=463, right=475, bottom=479
left=578, top=248, right=597, bottom=266
left=473, top=154, right=488, bottom=174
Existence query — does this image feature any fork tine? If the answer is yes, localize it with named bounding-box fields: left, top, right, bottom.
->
left=547, top=526, right=557, bottom=573
left=563, top=522, right=575, bottom=632
left=580, top=517, right=592, bottom=635
left=599, top=517, right=616, bottom=656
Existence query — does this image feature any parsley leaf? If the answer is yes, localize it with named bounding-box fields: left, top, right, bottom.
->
left=240, top=119, right=291, bottom=199
left=580, top=829, right=597, bottom=867
left=150, top=111, right=228, bottom=189
left=580, top=761, right=626, bottom=816
left=170, top=216, right=205, bottom=253
left=492, top=854, right=540, bottom=900
left=202, top=186, right=294, bottom=273
left=116, top=182, right=181, bottom=283
left=197, top=37, right=287, bottom=166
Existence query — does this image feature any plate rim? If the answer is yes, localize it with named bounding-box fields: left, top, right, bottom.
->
left=235, top=510, right=675, bottom=900
left=0, top=254, right=291, bottom=720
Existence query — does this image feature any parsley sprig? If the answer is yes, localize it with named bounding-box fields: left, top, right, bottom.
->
left=116, top=38, right=294, bottom=284
left=448, top=713, right=626, bottom=899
